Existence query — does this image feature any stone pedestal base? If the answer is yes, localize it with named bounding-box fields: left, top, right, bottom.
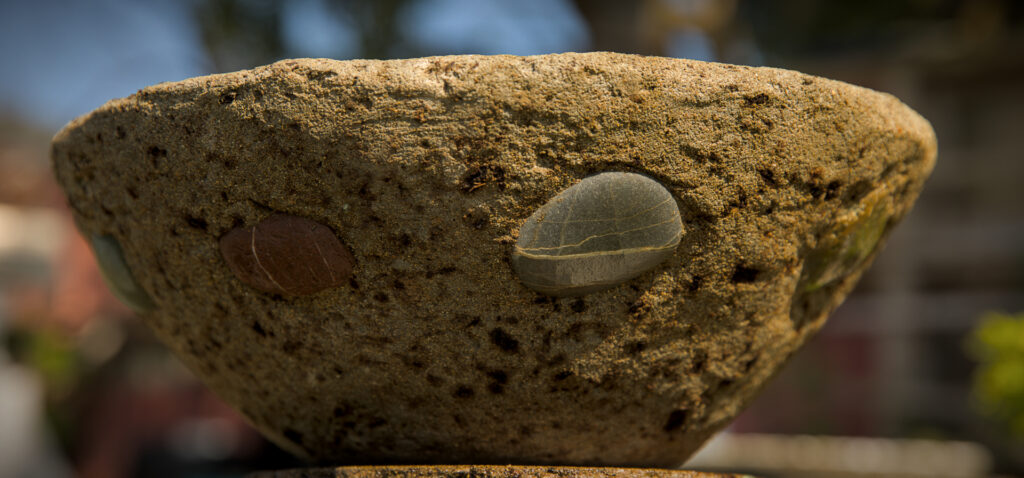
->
left=250, top=465, right=747, bottom=478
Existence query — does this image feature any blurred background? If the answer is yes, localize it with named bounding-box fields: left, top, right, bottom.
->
left=0, top=0, right=1022, bottom=477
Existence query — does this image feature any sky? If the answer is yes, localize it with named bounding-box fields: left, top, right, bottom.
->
left=0, top=0, right=592, bottom=131
left=0, top=0, right=206, bottom=130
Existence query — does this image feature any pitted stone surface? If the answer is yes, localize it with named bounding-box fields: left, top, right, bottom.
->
left=51, top=53, right=936, bottom=466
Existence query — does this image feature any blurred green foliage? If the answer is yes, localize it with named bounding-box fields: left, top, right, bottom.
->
left=5, top=326, right=82, bottom=398
left=967, top=311, right=1024, bottom=438
left=5, top=325, right=87, bottom=452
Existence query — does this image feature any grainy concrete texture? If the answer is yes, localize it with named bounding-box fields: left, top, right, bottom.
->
left=249, top=465, right=748, bottom=478
left=51, top=53, right=936, bottom=467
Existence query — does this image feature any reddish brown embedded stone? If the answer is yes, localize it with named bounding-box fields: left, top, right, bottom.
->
left=219, top=214, right=354, bottom=295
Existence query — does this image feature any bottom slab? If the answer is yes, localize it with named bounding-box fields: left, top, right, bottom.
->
left=250, top=465, right=749, bottom=478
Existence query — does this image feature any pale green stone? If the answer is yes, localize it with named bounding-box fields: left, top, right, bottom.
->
left=800, top=188, right=891, bottom=292
left=90, top=234, right=155, bottom=312
left=513, top=172, right=683, bottom=296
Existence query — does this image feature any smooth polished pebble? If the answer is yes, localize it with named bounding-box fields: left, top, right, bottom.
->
left=219, top=214, right=355, bottom=296
left=90, top=234, right=156, bottom=312
left=513, top=172, right=683, bottom=296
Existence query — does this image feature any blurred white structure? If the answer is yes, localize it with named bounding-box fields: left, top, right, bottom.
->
left=0, top=352, right=72, bottom=478
left=688, top=432, right=993, bottom=478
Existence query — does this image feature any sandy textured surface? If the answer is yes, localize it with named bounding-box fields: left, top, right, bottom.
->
left=250, top=465, right=748, bottom=478
left=51, top=52, right=936, bottom=466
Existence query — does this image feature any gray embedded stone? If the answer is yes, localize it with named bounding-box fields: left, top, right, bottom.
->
left=89, top=234, right=155, bottom=312
left=513, top=172, right=682, bottom=296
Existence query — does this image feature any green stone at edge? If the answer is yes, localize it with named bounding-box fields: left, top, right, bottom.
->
left=90, top=234, right=155, bottom=312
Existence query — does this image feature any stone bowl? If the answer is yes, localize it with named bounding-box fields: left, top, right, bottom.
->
left=51, top=52, right=936, bottom=467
